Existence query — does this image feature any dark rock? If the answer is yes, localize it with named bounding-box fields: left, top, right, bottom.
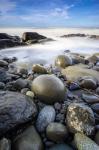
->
left=54, top=102, right=61, bottom=111
left=0, top=82, right=5, bottom=89
left=61, top=33, right=86, bottom=38
left=36, top=106, right=55, bottom=132
left=82, top=93, right=99, bottom=104
left=49, top=144, right=73, bottom=150
left=22, top=32, right=46, bottom=42
left=0, top=69, right=11, bottom=83
left=0, top=91, right=37, bottom=137
left=91, top=103, right=99, bottom=114
left=0, top=138, right=11, bottom=150
left=95, top=131, right=99, bottom=145
left=69, top=82, right=80, bottom=91
left=96, top=87, right=99, bottom=95
left=14, top=78, right=28, bottom=90
left=46, top=122, right=68, bottom=142
left=66, top=103, right=95, bottom=135
left=31, top=75, right=66, bottom=104
left=0, top=60, right=8, bottom=67
left=13, top=126, right=43, bottom=150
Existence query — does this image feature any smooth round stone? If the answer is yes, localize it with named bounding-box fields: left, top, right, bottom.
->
left=55, top=55, right=72, bottom=68
left=46, top=123, right=68, bottom=142
left=74, top=133, right=99, bottom=150
left=26, top=91, right=34, bottom=98
left=17, top=68, right=28, bottom=75
left=31, top=75, right=66, bottom=104
left=13, top=126, right=43, bottom=150
left=95, top=131, right=99, bottom=145
left=96, top=87, right=99, bottom=95
left=49, top=144, right=73, bottom=150
left=91, top=103, right=99, bottom=114
left=82, top=93, right=99, bottom=104
left=87, top=55, right=99, bottom=63
left=36, top=106, right=55, bottom=132
left=79, top=76, right=97, bottom=89
left=0, top=138, right=11, bottom=150
left=66, top=103, right=95, bottom=135
left=0, top=60, right=8, bottom=67
left=14, top=78, right=28, bottom=90
left=32, top=64, right=47, bottom=74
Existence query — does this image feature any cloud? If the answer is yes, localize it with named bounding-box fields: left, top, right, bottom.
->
left=0, top=0, right=16, bottom=15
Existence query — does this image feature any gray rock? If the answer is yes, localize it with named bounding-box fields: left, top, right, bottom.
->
left=0, top=138, right=11, bottom=150
left=0, top=91, right=37, bottom=137
left=46, top=122, right=68, bottom=142
left=74, top=133, right=99, bottom=150
left=14, top=78, right=28, bottom=90
left=0, top=82, right=5, bottom=89
left=0, top=60, right=8, bottom=67
left=49, top=144, right=73, bottom=150
left=66, top=103, right=95, bottom=135
left=13, top=126, right=43, bottom=150
left=31, top=75, right=66, bottom=104
left=36, top=106, right=55, bottom=132
left=91, top=103, right=99, bottom=114
left=82, top=93, right=99, bottom=104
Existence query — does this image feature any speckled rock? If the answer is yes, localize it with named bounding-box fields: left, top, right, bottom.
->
left=31, top=75, right=66, bottom=104
left=36, top=106, right=55, bottom=132
left=49, top=144, right=73, bottom=150
left=55, top=55, right=72, bottom=68
left=74, top=133, right=99, bottom=150
left=13, top=126, right=43, bottom=150
left=32, top=64, right=47, bottom=74
left=46, top=122, right=68, bottom=142
left=82, top=93, right=99, bottom=104
left=66, top=103, right=95, bottom=135
left=0, top=138, right=11, bottom=150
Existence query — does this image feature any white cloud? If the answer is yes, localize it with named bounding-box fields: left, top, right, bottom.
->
left=0, top=0, right=16, bottom=15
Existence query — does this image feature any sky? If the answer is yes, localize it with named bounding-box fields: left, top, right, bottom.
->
left=0, top=0, right=99, bottom=28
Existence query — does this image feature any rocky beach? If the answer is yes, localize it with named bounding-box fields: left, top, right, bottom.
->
left=0, top=30, right=99, bottom=150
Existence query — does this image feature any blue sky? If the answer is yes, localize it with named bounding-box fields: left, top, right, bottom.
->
left=0, top=0, right=99, bottom=27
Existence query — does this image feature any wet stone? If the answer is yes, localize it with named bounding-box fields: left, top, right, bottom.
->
left=91, top=103, right=99, bottom=114
left=82, top=93, right=99, bottom=104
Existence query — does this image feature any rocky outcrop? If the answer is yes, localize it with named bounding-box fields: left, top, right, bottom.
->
left=0, top=91, right=37, bottom=137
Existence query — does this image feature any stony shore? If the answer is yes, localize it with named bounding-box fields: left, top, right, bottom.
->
left=0, top=48, right=99, bottom=150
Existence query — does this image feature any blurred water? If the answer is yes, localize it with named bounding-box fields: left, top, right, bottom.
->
left=0, top=28, right=99, bottom=66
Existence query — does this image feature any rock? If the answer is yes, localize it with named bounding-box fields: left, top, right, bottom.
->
left=72, top=55, right=85, bottom=64
left=0, top=69, right=11, bottom=83
left=22, top=32, right=46, bottom=42
left=95, top=131, right=99, bottom=145
left=61, top=33, right=86, bottom=38
left=54, top=102, right=61, bottom=111
left=66, top=103, right=95, bottom=135
left=26, top=91, right=34, bottom=98
left=79, top=76, right=97, bottom=89
left=13, top=126, right=43, bottom=150
left=21, top=88, right=30, bottom=94
left=0, top=82, right=5, bottom=89
left=32, top=64, right=47, bottom=74
left=91, top=103, right=99, bottom=114
left=69, top=82, right=80, bottom=91
left=0, top=60, right=8, bottom=67
left=55, top=55, right=72, bottom=68
left=82, top=93, right=99, bottom=104
left=0, top=91, right=37, bottom=137
left=8, top=64, right=18, bottom=74
left=49, top=144, right=73, bottom=150
left=14, top=78, right=28, bottom=90
left=93, top=66, right=99, bottom=71
left=46, top=122, right=68, bottom=142
left=0, top=138, right=11, bottom=150
left=36, top=106, right=55, bottom=132
left=96, top=87, right=99, bottom=95
left=31, top=75, right=66, bottom=104
left=87, top=54, right=99, bottom=64
left=17, top=68, right=28, bottom=75
left=74, top=133, right=99, bottom=150
left=62, top=64, right=99, bottom=82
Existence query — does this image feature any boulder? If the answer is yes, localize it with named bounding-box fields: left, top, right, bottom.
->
left=0, top=91, right=37, bottom=137
left=36, top=106, right=55, bottom=132
left=46, top=122, right=68, bottom=142
left=22, top=32, right=46, bottom=42
left=74, top=133, right=99, bottom=150
left=62, top=64, right=99, bottom=82
left=13, top=126, right=43, bottom=150
left=31, top=75, right=66, bottom=104
left=55, top=55, right=72, bottom=68
left=66, top=103, right=95, bottom=135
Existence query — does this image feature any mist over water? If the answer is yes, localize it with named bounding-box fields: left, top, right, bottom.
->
left=0, top=28, right=99, bottom=67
